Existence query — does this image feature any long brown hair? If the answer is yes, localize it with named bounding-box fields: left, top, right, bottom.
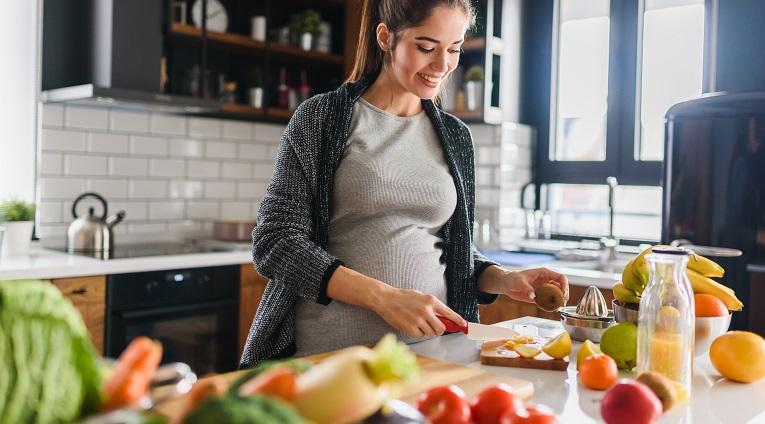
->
left=347, top=0, right=476, bottom=85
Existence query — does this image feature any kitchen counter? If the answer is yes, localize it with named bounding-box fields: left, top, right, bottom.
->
left=0, top=244, right=252, bottom=280
left=410, top=316, right=765, bottom=424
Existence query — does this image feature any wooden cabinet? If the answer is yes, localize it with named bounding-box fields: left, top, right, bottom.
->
left=479, top=285, right=615, bottom=324
left=50, top=275, right=106, bottom=354
left=239, top=263, right=269, bottom=357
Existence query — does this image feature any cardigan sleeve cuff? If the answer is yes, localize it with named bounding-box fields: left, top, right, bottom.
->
left=475, top=258, right=500, bottom=304
left=318, top=258, right=345, bottom=305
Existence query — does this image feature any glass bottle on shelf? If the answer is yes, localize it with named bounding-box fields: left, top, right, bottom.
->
left=277, top=67, right=289, bottom=109
left=636, top=248, right=695, bottom=400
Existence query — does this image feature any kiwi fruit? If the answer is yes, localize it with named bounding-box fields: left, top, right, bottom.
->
left=534, top=283, right=565, bottom=312
left=637, top=371, right=677, bottom=412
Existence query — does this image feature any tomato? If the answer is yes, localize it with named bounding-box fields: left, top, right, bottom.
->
left=416, top=385, right=472, bottom=424
left=470, top=384, right=526, bottom=424
left=501, top=404, right=557, bottom=424
left=238, top=367, right=298, bottom=401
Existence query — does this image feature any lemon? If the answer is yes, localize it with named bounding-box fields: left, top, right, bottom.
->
left=514, top=344, right=541, bottom=359
left=577, top=339, right=602, bottom=370
left=542, top=330, right=572, bottom=359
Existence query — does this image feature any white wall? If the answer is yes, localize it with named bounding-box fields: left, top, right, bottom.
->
left=0, top=0, right=38, bottom=202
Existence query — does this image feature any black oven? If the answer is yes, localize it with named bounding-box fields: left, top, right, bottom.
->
left=105, top=265, right=240, bottom=374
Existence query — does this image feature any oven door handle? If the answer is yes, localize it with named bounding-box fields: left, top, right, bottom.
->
left=115, top=299, right=238, bottom=319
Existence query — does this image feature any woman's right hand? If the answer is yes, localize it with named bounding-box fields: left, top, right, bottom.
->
left=371, top=287, right=467, bottom=338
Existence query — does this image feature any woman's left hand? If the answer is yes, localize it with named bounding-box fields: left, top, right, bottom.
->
left=501, top=268, right=569, bottom=304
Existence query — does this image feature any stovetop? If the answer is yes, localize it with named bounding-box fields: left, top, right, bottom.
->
left=49, top=242, right=232, bottom=260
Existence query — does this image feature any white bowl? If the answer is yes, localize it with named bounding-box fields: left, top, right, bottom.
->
left=695, top=313, right=732, bottom=358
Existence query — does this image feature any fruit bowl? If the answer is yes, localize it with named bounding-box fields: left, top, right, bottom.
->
left=612, top=299, right=639, bottom=325
left=695, top=313, right=732, bottom=358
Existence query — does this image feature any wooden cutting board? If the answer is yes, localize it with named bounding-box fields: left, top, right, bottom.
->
left=480, top=339, right=569, bottom=371
left=153, top=355, right=534, bottom=420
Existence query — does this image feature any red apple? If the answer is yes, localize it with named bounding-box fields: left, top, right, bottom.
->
left=601, top=380, right=662, bottom=424
left=501, top=404, right=557, bottom=424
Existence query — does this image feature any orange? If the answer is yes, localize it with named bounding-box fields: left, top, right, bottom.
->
left=579, top=354, right=618, bottom=390
left=695, top=293, right=728, bottom=317
left=709, top=331, right=765, bottom=383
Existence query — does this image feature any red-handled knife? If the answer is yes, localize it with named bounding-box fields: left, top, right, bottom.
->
left=437, top=315, right=520, bottom=341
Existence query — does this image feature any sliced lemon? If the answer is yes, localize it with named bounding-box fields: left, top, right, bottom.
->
left=542, top=330, right=572, bottom=359
left=577, top=339, right=602, bottom=370
left=514, top=344, right=542, bottom=359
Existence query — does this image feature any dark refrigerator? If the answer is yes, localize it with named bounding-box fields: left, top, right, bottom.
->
left=663, top=91, right=765, bottom=333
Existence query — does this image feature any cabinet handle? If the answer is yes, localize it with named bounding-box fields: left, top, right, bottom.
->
left=71, top=288, right=87, bottom=296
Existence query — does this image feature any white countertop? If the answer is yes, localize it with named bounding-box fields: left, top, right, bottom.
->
left=0, top=245, right=252, bottom=280
left=410, top=317, right=765, bottom=424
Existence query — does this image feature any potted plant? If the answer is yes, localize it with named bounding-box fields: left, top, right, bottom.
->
left=290, top=9, right=322, bottom=50
left=464, top=65, right=484, bottom=111
left=0, top=199, right=35, bottom=255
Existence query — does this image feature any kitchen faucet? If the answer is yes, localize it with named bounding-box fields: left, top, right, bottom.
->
left=601, top=176, right=619, bottom=262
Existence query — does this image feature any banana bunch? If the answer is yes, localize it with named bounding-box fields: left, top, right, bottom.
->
left=612, top=245, right=743, bottom=311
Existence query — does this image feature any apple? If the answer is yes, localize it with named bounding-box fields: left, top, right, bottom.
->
left=471, top=384, right=526, bottom=424
left=501, top=404, right=557, bottom=424
left=601, top=380, right=662, bottom=424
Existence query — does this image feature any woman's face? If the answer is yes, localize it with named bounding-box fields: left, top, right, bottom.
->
left=382, top=7, right=469, bottom=99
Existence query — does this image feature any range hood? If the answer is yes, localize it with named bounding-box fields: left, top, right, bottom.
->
left=41, top=0, right=219, bottom=114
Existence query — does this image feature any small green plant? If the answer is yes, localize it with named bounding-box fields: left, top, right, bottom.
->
left=0, top=199, right=35, bottom=222
left=465, top=65, right=485, bottom=82
left=289, top=9, right=322, bottom=35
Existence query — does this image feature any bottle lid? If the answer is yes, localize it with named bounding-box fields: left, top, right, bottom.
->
left=651, top=247, right=690, bottom=255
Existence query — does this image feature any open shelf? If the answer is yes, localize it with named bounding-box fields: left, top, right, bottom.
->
left=462, top=37, right=486, bottom=52
left=446, top=109, right=485, bottom=121
left=169, top=23, right=344, bottom=66
left=221, top=103, right=265, bottom=116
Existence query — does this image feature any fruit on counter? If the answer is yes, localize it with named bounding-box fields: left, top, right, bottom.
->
left=238, top=367, right=298, bottom=401
left=709, top=331, right=765, bottom=383
left=177, top=376, right=229, bottom=424
left=687, top=251, right=724, bottom=278
left=293, top=334, right=419, bottom=424
left=513, top=344, right=542, bottom=359
left=101, top=336, right=163, bottom=411
left=0, top=280, right=104, bottom=423
left=504, top=335, right=536, bottom=349
left=612, top=282, right=641, bottom=304
left=600, top=322, right=638, bottom=370
left=229, top=358, right=312, bottom=395
left=183, top=394, right=307, bottom=424
left=415, top=385, right=471, bottom=424
left=579, top=354, right=618, bottom=390
left=541, top=330, right=571, bottom=360
left=694, top=293, right=729, bottom=317
left=687, top=268, right=743, bottom=311
left=576, top=340, right=602, bottom=370
left=636, top=371, right=677, bottom=412
left=534, top=283, right=565, bottom=312
left=501, top=404, right=557, bottom=424
left=364, top=399, right=427, bottom=423
left=600, top=380, right=662, bottom=424
left=470, top=384, right=526, bottom=424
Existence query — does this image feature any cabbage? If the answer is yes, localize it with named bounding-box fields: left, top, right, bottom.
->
left=0, top=280, right=103, bottom=423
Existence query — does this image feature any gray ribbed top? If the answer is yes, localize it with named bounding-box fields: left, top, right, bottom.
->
left=294, top=98, right=457, bottom=356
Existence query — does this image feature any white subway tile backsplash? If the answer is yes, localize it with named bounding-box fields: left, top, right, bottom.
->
left=39, top=201, right=62, bottom=224
left=187, top=201, right=219, bottom=219
left=204, top=181, right=235, bottom=198
left=236, top=182, right=258, bottom=199
left=189, top=117, right=221, bottom=137
left=149, top=158, right=185, bottom=177
left=130, top=135, right=168, bottom=156
left=37, top=224, right=69, bottom=239
left=476, top=146, right=502, bottom=166
left=253, top=123, right=284, bottom=142
left=222, top=121, right=253, bottom=140
left=169, top=181, right=203, bottom=199
left=88, top=133, right=129, bottom=154
left=65, top=107, right=108, bottom=130
left=475, top=167, right=495, bottom=187
left=86, top=178, right=128, bottom=198
left=239, top=143, right=269, bottom=160
left=43, top=129, right=87, bottom=152
left=42, top=104, right=64, bottom=127
left=39, top=177, right=86, bottom=199
left=110, top=110, right=149, bottom=133
left=64, top=154, right=108, bottom=176
left=169, top=138, right=204, bottom=157
left=253, top=163, right=274, bottom=180
left=129, top=180, right=168, bottom=199
left=187, top=160, right=220, bottom=178
left=221, top=201, right=252, bottom=219
left=205, top=141, right=237, bottom=158
left=149, top=201, right=185, bottom=220
left=168, top=220, right=204, bottom=235
left=110, top=201, right=148, bottom=220
left=127, top=223, right=167, bottom=234
left=222, top=162, right=252, bottom=179
left=40, top=152, right=63, bottom=175
left=150, top=114, right=187, bottom=136
left=109, top=157, right=148, bottom=177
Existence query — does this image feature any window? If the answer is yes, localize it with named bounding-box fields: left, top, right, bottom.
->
left=525, top=0, right=706, bottom=242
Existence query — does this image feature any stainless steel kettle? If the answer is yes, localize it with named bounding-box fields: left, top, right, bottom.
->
left=67, top=192, right=125, bottom=253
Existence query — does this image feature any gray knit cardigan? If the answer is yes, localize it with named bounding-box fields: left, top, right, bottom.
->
left=240, top=74, right=499, bottom=368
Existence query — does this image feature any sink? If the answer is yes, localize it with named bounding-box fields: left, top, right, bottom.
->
left=562, top=258, right=630, bottom=274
